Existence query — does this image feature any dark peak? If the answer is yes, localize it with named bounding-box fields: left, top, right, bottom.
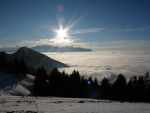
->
left=15, top=47, right=38, bottom=55
left=16, top=47, right=31, bottom=52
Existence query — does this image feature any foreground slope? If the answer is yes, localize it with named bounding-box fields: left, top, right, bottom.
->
left=0, top=96, right=150, bottom=113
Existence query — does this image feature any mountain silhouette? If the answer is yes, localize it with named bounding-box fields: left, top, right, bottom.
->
left=13, top=47, right=68, bottom=72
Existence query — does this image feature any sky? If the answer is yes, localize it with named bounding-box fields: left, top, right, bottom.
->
left=0, top=0, right=150, bottom=48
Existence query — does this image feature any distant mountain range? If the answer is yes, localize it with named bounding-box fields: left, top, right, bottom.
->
left=32, top=45, right=92, bottom=52
left=0, top=45, right=92, bottom=53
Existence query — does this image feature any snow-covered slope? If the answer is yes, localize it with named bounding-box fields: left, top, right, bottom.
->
left=0, top=72, right=34, bottom=96
left=0, top=96, right=149, bottom=113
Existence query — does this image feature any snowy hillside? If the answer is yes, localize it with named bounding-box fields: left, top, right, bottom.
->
left=0, top=96, right=150, bottom=113
left=0, top=73, right=35, bottom=96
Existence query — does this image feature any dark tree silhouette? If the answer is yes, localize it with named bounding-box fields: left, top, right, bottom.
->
left=32, top=69, right=150, bottom=102
left=100, top=77, right=111, bottom=99
left=112, top=74, right=127, bottom=100
left=33, top=67, right=48, bottom=96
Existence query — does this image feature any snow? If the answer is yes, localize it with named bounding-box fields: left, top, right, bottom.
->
left=0, top=73, right=35, bottom=96
left=0, top=96, right=150, bottom=113
left=11, top=85, right=30, bottom=96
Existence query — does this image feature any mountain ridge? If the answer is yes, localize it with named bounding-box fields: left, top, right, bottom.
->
left=14, top=47, right=68, bottom=70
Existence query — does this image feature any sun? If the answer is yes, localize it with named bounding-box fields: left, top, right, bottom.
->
left=50, top=25, right=73, bottom=45
left=56, top=25, right=68, bottom=38
left=49, top=16, right=102, bottom=46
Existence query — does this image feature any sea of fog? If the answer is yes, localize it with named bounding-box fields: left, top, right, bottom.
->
left=44, top=48, right=150, bottom=80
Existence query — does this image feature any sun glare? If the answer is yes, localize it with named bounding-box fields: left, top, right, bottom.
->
left=56, top=26, right=68, bottom=38
left=50, top=25, right=73, bottom=45
left=50, top=16, right=102, bottom=46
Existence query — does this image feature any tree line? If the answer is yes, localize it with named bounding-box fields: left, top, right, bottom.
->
left=32, top=68, right=150, bottom=102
